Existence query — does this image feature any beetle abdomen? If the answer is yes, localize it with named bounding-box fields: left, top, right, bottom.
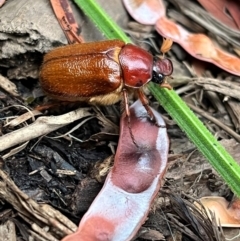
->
left=40, top=40, right=125, bottom=101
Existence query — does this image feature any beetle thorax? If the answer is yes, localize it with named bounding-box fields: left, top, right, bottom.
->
left=119, top=44, right=153, bottom=89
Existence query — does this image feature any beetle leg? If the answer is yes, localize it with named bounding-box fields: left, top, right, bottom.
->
left=122, top=89, right=139, bottom=148
left=137, top=89, right=166, bottom=128
left=122, top=88, right=130, bottom=117
left=137, top=89, right=155, bottom=120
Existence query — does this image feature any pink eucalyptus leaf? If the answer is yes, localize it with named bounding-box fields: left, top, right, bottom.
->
left=226, top=0, right=240, bottom=29
left=62, top=100, right=169, bottom=241
left=155, top=17, right=240, bottom=75
left=122, top=0, right=165, bottom=25
left=0, top=0, right=6, bottom=8
left=123, top=0, right=240, bottom=76
left=197, top=0, right=240, bottom=30
left=196, top=197, right=240, bottom=227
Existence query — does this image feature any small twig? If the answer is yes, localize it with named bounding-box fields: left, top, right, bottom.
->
left=0, top=170, right=77, bottom=238
left=188, top=103, right=240, bottom=142
left=0, top=108, right=91, bottom=152
left=0, top=74, right=19, bottom=97
left=195, top=78, right=240, bottom=101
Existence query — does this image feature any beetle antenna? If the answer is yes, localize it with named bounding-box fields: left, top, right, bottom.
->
left=160, top=38, right=173, bottom=55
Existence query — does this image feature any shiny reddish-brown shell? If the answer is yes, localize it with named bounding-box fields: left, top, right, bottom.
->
left=119, top=43, right=153, bottom=88
left=40, top=40, right=168, bottom=102
left=40, top=40, right=125, bottom=101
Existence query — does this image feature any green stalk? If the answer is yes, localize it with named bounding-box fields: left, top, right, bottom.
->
left=74, top=0, right=240, bottom=196
left=74, top=0, right=131, bottom=42
left=149, top=85, right=240, bottom=195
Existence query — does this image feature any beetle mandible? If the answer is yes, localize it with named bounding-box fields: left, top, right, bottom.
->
left=40, top=39, right=173, bottom=120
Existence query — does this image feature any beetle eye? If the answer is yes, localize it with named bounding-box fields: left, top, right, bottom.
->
left=152, top=70, right=164, bottom=84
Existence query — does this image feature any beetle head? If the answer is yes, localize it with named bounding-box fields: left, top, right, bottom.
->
left=152, top=57, right=173, bottom=85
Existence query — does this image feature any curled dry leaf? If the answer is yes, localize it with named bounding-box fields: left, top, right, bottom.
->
left=196, top=196, right=240, bottom=227
left=50, top=0, right=84, bottom=44
left=197, top=0, right=240, bottom=30
left=123, top=0, right=165, bottom=25
left=62, top=100, right=169, bottom=241
left=122, top=0, right=240, bottom=76
left=0, top=0, right=5, bottom=8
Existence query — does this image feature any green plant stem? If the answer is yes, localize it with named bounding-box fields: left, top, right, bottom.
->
left=149, top=84, right=240, bottom=195
left=74, top=0, right=240, bottom=196
left=74, top=0, right=131, bottom=42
